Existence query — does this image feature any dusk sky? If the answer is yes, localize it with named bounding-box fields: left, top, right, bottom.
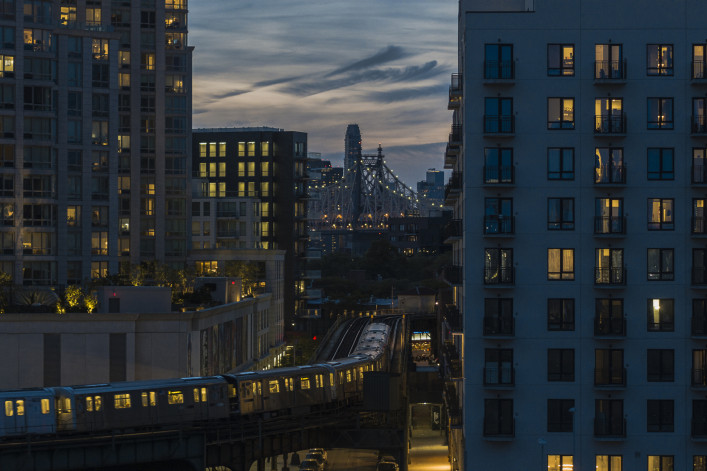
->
left=189, top=1, right=457, bottom=187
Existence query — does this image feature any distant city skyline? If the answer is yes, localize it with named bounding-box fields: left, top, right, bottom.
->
left=189, top=1, right=457, bottom=186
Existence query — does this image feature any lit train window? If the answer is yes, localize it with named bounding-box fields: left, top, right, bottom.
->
left=228, top=384, right=236, bottom=398
left=4, top=400, right=12, bottom=416
left=114, top=394, right=131, bottom=409
left=141, top=392, right=148, bottom=407
left=193, top=388, right=200, bottom=403
left=346, top=370, right=352, bottom=382
left=86, top=396, right=94, bottom=412
left=41, top=399, right=50, bottom=414
left=359, top=367, right=364, bottom=377
left=286, top=378, right=293, bottom=391
left=269, top=380, right=279, bottom=393
left=15, top=400, right=24, bottom=416
left=329, top=373, right=334, bottom=386
left=167, top=391, right=184, bottom=405
left=95, top=396, right=102, bottom=411
left=300, top=377, right=310, bottom=390
left=58, top=397, right=72, bottom=413
left=201, top=387, right=207, bottom=402
left=315, top=375, right=320, bottom=388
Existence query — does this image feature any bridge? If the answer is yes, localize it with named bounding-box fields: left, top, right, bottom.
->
left=0, top=315, right=443, bottom=471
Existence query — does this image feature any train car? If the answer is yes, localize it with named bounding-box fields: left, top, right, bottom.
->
left=67, top=376, right=229, bottom=434
left=0, top=389, right=56, bottom=437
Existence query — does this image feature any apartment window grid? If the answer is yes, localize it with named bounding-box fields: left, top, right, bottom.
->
left=647, top=198, right=674, bottom=230
left=547, top=455, right=573, bottom=471
left=548, top=348, right=574, bottom=382
left=547, top=198, right=574, bottom=230
left=548, top=248, right=574, bottom=280
left=484, top=44, right=513, bottom=80
left=647, top=97, right=674, bottom=129
left=547, top=44, right=574, bottom=76
left=647, top=349, right=675, bottom=382
left=548, top=298, right=575, bottom=331
left=595, top=298, right=625, bottom=336
left=647, top=148, right=674, bottom=180
left=547, top=97, right=575, bottom=129
left=647, top=248, right=674, bottom=281
left=595, top=43, right=624, bottom=79
left=547, top=399, right=574, bottom=432
left=548, top=148, right=574, bottom=180
left=647, top=44, right=673, bottom=75
left=648, top=298, right=674, bottom=332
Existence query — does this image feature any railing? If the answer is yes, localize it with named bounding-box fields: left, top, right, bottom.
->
left=484, top=61, right=514, bottom=80
left=483, top=316, right=514, bottom=336
left=484, top=366, right=514, bottom=386
left=594, top=60, right=627, bottom=80
left=594, top=267, right=625, bottom=285
left=484, top=267, right=514, bottom=285
left=443, top=305, right=462, bottom=333
left=693, top=368, right=707, bottom=387
left=647, top=320, right=674, bottom=332
left=594, top=216, right=625, bottom=234
left=448, top=73, right=462, bottom=108
left=595, top=114, right=626, bottom=134
left=444, top=383, right=462, bottom=427
left=693, top=267, right=707, bottom=285
left=443, top=219, right=462, bottom=240
left=443, top=265, right=462, bottom=285
left=694, top=61, right=707, bottom=80
left=484, top=115, right=514, bottom=134
left=484, top=165, right=514, bottom=184
left=694, top=314, right=707, bottom=336
left=694, top=217, right=707, bottom=234
left=693, top=164, right=707, bottom=184
left=484, top=215, right=514, bottom=235
left=449, top=124, right=462, bottom=145
left=594, top=317, right=626, bottom=336
left=595, top=164, right=626, bottom=184
left=594, top=368, right=626, bottom=386
left=693, top=116, right=707, bottom=134
left=483, top=418, right=514, bottom=438
left=594, top=418, right=626, bottom=438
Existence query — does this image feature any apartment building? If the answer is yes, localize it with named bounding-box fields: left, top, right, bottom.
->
left=0, top=0, right=191, bottom=285
left=447, top=1, right=707, bottom=470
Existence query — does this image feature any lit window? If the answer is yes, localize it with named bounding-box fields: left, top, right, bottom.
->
left=193, top=388, right=200, bottom=403
left=548, top=455, right=573, bottom=471
left=199, top=143, right=207, bottom=158
left=269, top=380, right=280, bottom=393
left=95, top=396, right=102, bottom=411
left=647, top=298, right=674, bottom=332
left=647, top=97, right=673, bottom=129
left=261, top=141, right=270, bottom=156
left=595, top=147, right=624, bottom=184
left=300, top=377, right=310, bottom=390
left=547, top=97, right=575, bottom=129
left=167, top=391, right=184, bottom=405
left=548, top=248, right=574, bottom=280
left=596, top=455, right=621, bottom=471
left=647, top=198, right=674, bottom=230
left=647, top=456, right=673, bottom=471
left=86, top=396, right=93, bottom=412
left=201, top=388, right=207, bottom=402
left=548, top=44, right=574, bottom=76
left=647, top=248, right=674, bottom=281
left=114, top=394, right=131, bottom=409
left=238, top=142, right=245, bottom=157
left=247, top=142, right=255, bottom=156
left=595, top=44, right=624, bottom=79
left=4, top=400, right=12, bottom=416
left=647, top=45, right=673, bottom=76
left=41, top=398, right=49, bottom=414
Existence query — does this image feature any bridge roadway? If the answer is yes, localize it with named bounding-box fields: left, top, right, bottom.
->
left=0, top=315, right=409, bottom=471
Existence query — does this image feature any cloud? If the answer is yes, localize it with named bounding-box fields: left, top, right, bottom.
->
left=326, top=45, right=408, bottom=77
left=211, top=89, right=251, bottom=99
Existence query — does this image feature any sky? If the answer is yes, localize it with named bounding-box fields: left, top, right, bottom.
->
left=189, top=1, right=457, bottom=187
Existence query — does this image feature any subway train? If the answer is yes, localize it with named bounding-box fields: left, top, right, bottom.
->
left=0, top=322, right=391, bottom=439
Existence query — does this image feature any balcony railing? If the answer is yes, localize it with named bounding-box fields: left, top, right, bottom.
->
left=595, top=164, right=626, bottom=184
left=483, top=418, right=515, bottom=438
left=444, top=383, right=462, bottom=428
left=693, top=61, right=707, bottom=80
left=443, top=305, right=462, bottom=333
left=483, top=115, right=515, bottom=134
left=693, top=267, right=707, bottom=285
left=594, top=418, right=626, bottom=438
left=442, top=343, right=462, bottom=380
left=594, top=368, right=626, bottom=386
left=594, top=216, right=625, bottom=234
left=448, top=73, right=462, bottom=109
left=483, top=316, right=514, bottom=336
left=594, top=60, right=627, bottom=81
left=693, top=419, right=707, bottom=437
left=443, top=265, right=462, bottom=286
left=484, top=60, right=514, bottom=80
left=693, top=314, right=707, bottom=336
left=449, top=124, right=462, bottom=146
left=484, top=215, right=514, bottom=235
left=694, top=164, right=707, bottom=184
left=693, top=116, right=707, bottom=134
left=443, top=219, right=462, bottom=241
left=594, top=267, right=625, bottom=285
left=595, top=114, right=626, bottom=134
left=484, top=267, right=514, bottom=285
left=594, top=316, right=626, bottom=336
left=484, top=366, right=514, bottom=386
left=484, top=165, right=514, bottom=184
left=692, top=368, right=707, bottom=387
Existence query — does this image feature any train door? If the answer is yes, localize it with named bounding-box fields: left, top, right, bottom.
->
left=79, top=394, right=106, bottom=432
left=3, top=399, right=25, bottom=435
left=239, top=380, right=255, bottom=414
left=55, top=392, right=75, bottom=432
left=29, top=396, right=54, bottom=434
left=264, top=379, right=280, bottom=412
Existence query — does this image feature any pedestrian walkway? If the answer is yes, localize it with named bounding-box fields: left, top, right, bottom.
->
left=408, top=419, right=450, bottom=471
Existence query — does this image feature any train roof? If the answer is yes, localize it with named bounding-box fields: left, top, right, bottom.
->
left=67, top=376, right=226, bottom=394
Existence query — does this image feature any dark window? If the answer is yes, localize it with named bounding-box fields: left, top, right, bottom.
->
left=548, top=98, right=575, bottom=129
left=694, top=98, right=707, bottom=133
left=595, top=44, right=624, bottom=79
left=647, top=298, right=674, bottom=332
left=548, top=298, right=575, bottom=331
left=484, top=248, right=513, bottom=285
left=484, top=349, right=513, bottom=385
left=647, top=98, right=673, bottom=129
left=595, top=349, right=625, bottom=386
left=484, top=97, right=513, bottom=133
left=647, top=44, right=673, bottom=76
left=595, top=298, right=625, bottom=336
left=548, top=198, right=574, bottom=230
left=647, top=248, right=674, bottom=281
left=694, top=299, right=707, bottom=336
left=692, top=149, right=707, bottom=183
left=483, top=399, right=514, bottom=436
left=694, top=249, right=707, bottom=285
left=647, top=198, right=674, bottom=230
left=483, top=298, right=513, bottom=336
left=548, top=44, right=574, bottom=76
left=694, top=401, right=707, bottom=436
left=548, top=348, right=574, bottom=381
left=547, top=399, right=574, bottom=432
left=647, top=349, right=674, bottom=382
left=694, top=350, right=707, bottom=387
left=484, top=198, right=513, bottom=234
left=92, top=63, right=109, bottom=88
left=484, top=44, right=513, bottom=79
left=595, top=399, right=624, bottom=436
left=695, top=200, right=707, bottom=234
left=647, top=148, right=674, bottom=180
left=647, top=400, right=674, bottom=432
left=548, top=148, right=574, bottom=180
left=594, top=147, right=624, bottom=184
left=484, top=148, right=513, bottom=183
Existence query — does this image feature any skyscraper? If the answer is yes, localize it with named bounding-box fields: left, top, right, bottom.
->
left=344, top=123, right=361, bottom=174
left=2, top=1, right=192, bottom=285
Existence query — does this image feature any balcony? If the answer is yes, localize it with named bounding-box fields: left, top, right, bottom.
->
left=442, top=343, right=462, bottom=380
left=483, top=61, right=514, bottom=83
left=693, top=314, right=707, bottom=336
left=594, top=418, right=626, bottom=439
left=594, top=267, right=625, bottom=286
left=483, top=215, right=514, bottom=236
left=594, top=368, right=627, bottom=387
left=693, top=368, right=707, bottom=387
left=483, top=316, right=514, bottom=337
left=484, top=267, right=514, bottom=286
left=694, top=164, right=707, bottom=185
left=484, top=366, right=514, bottom=387
left=594, top=316, right=626, bottom=337
left=693, top=116, right=707, bottom=135
left=443, top=219, right=462, bottom=243
left=443, top=304, right=462, bottom=333
left=449, top=124, right=461, bottom=147
left=694, top=217, right=707, bottom=235
left=483, top=115, right=514, bottom=136
left=444, top=143, right=458, bottom=169
left=483, top=419, right=515, bottom=439
left=448, top=73, right=462, bottom=110
left=594, top=164, right=626, bottom=185
left=594, top=216, right=626, bottom=235
left=594, top=114, right=626, bottom=135
left=693, top=267, right=707, bottom=286
left=443, top=383, right=462, bottom=428
left=442, top=264, right=462, bottom=286
left=483, top=165, right=514, bottom=184
left=594, top=60, right=627, bottom=83
left=693, top=61, right=707, bottom=83
left=444, top=171, right=462, bottom=204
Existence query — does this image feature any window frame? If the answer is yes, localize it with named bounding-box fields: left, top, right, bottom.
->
left=646, top=44, right=674, bottom=76
left=484, top=43, right=513, bottom=80
left=547, top=147, right=574, bottom=180
left=646, top=400, right=674, bottom=432
left=547, top=399, right=574, bottom=433
left=548, top=298, right=575, bottom=331
left=484, top=147, right=513, bottom=184
left=647, top=198, right=674, bottom=230
left=547, top=97, right=575, bottom=130
left=647, top=148, right=674, bottom=180
left=594, top=147, right=625, bottom=184
left=647, top=298, right=675, bottom=332
left=647, top=97, right=674, bottom=130
left=547, top=198, right=575, bottom=230
left=547, top=248, right=575, bottom=280
left=547, top=44, right=575, bottom=77
left=647, top=349, right=674, bottom=382
left=547, top=348, right=575, bottom=382
left=647, top=248, right=674, bottom=281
